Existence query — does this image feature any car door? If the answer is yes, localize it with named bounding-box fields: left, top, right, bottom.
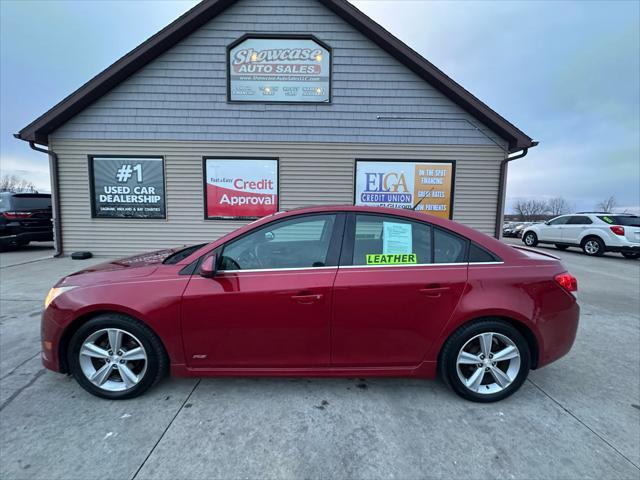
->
left=538, top=215, right=570, bottom=242
left=181, top=213, right=345, bottom=368
left=562, top=215, right=593, bottom=244
left=331, top=213, right=468, bottom=367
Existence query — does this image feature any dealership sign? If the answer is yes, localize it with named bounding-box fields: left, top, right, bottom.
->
left=355, top=160, right=454, bottom=219
left=90, top=157, right=166, bottom=219
left=228, top=36, right=331, bottom=102
left=204, top=158, right=278, bottom=219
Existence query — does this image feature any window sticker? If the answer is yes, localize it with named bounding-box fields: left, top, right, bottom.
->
left=601, top=216, right=614, bottom=224
left=382, top=222, right=413, bottom=254
left=366, top=253, right=418, bottom=265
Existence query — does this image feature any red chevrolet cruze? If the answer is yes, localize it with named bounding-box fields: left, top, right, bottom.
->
left=42, top=206, right=579, bottom=402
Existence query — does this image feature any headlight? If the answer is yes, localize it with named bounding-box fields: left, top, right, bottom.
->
left=44, top=286, right=77, bottom=309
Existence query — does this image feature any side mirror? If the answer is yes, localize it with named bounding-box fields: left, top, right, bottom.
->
left=544, top=221, right=550, bottom=225
left=199, top=253, right=217, bottom=278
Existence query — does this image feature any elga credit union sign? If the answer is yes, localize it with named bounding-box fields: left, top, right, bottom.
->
left=204, top=158, right=278, bottom=219
left=90, top=157, right=166, bottom=219
left=228, top=36, right=331, bottom=102
left=355, top=160, right=455, bottom=219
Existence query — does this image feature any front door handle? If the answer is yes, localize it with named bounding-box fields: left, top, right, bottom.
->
left=291, top=293, right=323, bottom=304
left=419, top=285, right=451, bottom=298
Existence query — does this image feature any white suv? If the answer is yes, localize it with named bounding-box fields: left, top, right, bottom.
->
left=521, top=213, right=640, bottom=259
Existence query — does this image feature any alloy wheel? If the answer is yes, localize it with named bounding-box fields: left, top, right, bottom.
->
left=584, top=240, right=600, bottom=255
left=524, top=234, right=535, bottom=246
left=78, top=328, right=148, bottom=392
left=456, top=332, right=521, bottom=395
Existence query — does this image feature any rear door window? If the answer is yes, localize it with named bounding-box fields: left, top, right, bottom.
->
left=434, top=228, right=468, bottom=263
left=352, top=215, right=432, bottom=266
left=567, top=216, right=593, bottom=225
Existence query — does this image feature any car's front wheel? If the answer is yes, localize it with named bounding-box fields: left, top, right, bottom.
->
left=522, top=231, right=538, bottom=247
left=67, top=314, right=167, bottom=399
left=440, top=320, right=531, bottom=402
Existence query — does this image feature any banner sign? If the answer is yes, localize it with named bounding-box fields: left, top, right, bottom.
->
left=90, top=157, right=165, bottom=219
left=204, top=158, right=278, bottom=219
left=355, top=161, right=454, bottom=219
left=228, top=37, right=331, bottom=103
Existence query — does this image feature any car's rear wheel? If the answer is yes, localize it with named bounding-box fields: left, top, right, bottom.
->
left=523, top=232, right=538, bottom=247
left=67, top=314, right=167, bottom=399
left=622, top=252, right=639, bottom=259
left=581, top=237, right=605, bottom=256
left=440, top=320, right=531, bottom=402
left=555, top=244, right=569, bottom=250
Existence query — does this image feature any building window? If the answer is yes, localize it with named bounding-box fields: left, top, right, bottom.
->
left=354, top=160, right=455, bottom=219
left=89, top=156, right=166, bottom=219
left=203, top=158, right=279, bottom=220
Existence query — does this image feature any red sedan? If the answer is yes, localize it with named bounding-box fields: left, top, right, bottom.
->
left=42, top=206, right=579, bottom=402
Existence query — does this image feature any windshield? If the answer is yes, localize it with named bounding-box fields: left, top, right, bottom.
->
left=163, top=243, right=207, bottom=265
left=598, top=215, right=640, bottom=227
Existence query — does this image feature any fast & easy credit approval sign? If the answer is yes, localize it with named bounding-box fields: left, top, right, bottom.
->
left=204, top=159, right=278, bottom=219
left=355, top=160, right=454, bottom=219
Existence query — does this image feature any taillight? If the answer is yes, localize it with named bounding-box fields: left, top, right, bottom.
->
left=610, top=225, right=625, bottom=236
left=1, top=211, right=32, bottom=219
left=555, top=272, right=578, bottom=293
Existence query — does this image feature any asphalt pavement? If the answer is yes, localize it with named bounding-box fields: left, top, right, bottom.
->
left=0, top=240, right=638, bottom=479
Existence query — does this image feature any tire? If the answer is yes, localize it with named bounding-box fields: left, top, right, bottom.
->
left=67, top=313, right=167, bottom=400
left=439, top=319, right=531, bottom=402
left=622, top=252, right=639, bottom=259
left=554, top=244, right=569, bottom=250
left=581, top=237, right=605, bottom=257
left=522, top=231, right=538, bottom=247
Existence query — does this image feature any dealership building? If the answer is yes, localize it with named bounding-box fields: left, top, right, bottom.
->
left=17, top=0, right=536, bottom=256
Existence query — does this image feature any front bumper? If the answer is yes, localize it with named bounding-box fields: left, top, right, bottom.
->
left=41, top=307, right=65, bottom=372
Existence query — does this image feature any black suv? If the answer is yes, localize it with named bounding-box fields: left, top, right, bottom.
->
left=0, top=192, right=53, bottom=249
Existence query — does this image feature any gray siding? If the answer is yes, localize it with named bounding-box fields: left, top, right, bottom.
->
left=51, top=0, right=507, bottom=149
left=50, top=139, right=504, bottom=256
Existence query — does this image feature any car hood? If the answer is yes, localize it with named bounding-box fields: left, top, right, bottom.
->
left=58, top=248, right=178, bottom=287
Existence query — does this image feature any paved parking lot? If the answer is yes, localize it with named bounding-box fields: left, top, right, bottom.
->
left=1, top=241, right=638, bottom=479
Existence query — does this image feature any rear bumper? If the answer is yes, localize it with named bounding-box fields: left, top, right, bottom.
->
left=0, top=230, right=53, bottom=245
left=537, top=299, right=580, bottom=368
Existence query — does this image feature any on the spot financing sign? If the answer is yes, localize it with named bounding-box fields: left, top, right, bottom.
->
left=228, top=37, right=331, bottom=102
left=205, top=159, right=278, bottom=219
left=355, top=161, right=454, bottom=219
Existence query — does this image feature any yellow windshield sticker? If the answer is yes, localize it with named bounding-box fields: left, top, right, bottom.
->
left=366, top=253, right=417, bottom=265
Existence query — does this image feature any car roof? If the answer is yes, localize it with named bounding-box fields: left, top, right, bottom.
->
left=179, top=204, right=523, bottom=265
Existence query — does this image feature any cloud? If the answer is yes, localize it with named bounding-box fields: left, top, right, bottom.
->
left=0, top=155, right=51, bottom=192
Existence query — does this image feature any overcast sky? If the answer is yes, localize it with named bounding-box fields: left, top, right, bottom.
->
left=1, top=0, right=638, bottom=213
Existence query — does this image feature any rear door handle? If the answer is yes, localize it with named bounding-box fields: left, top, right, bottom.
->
left=291, top=293, right=323, bottom=304
left=419, top=285, right=451, bottom=298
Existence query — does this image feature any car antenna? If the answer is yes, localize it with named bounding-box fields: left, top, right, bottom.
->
left=412, top=187, right=434, bottom=211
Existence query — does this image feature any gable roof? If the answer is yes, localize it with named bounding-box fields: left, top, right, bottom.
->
left=16, top=0, right=535, bottom=152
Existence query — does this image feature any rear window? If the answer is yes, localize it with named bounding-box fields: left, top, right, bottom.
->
left=0, top=194, right=51, bottom=212
left=598, top=215, right=640, bottom=227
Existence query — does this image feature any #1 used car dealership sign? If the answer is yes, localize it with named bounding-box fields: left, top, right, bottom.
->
left=90, top=156, right=166, bottom=219
left=228, top=36, right=331, bottom=102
